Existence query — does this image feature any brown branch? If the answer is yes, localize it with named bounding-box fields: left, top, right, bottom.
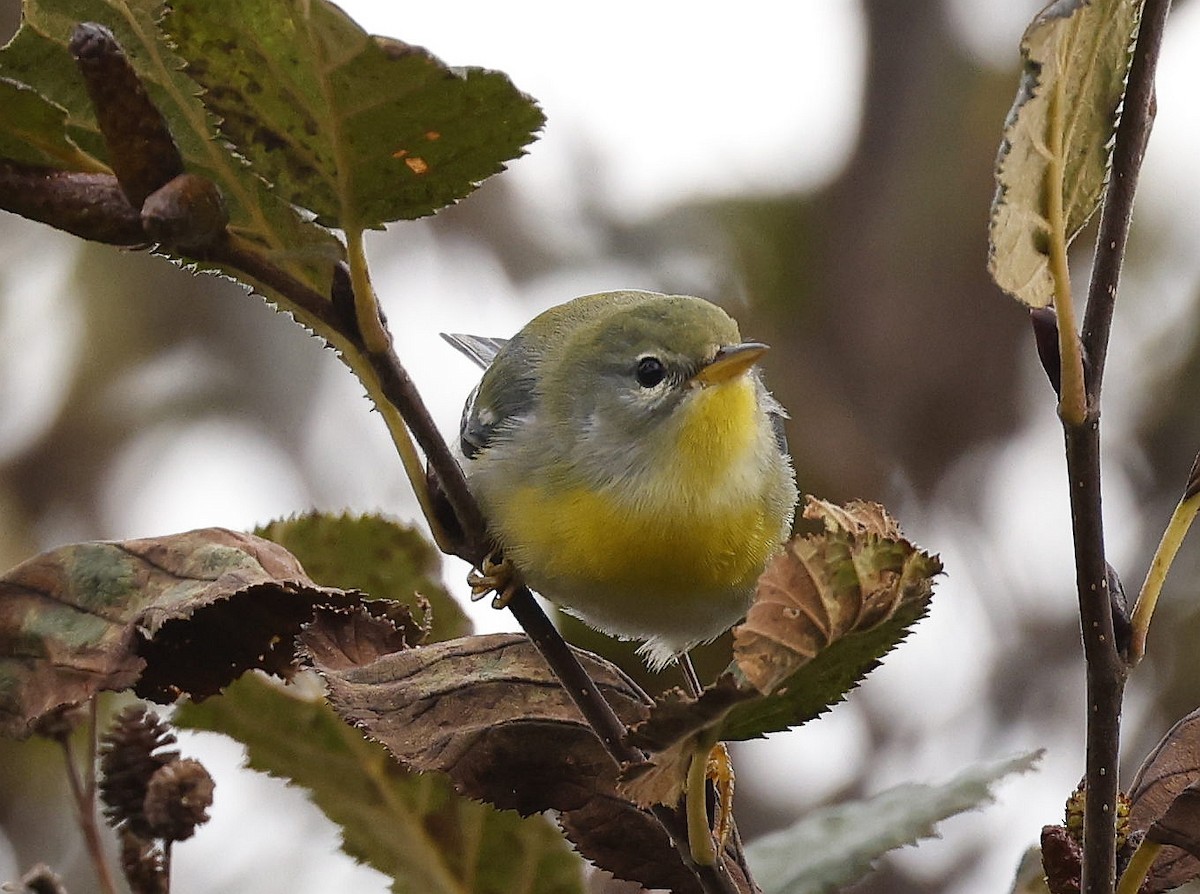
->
left=1068, top=2, right=1172, bottom=891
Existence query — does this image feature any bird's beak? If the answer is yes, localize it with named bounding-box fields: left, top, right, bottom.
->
left=690, top=342, right=769, bottom=387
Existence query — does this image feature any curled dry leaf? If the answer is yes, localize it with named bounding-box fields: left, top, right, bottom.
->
left=299, top=613, right=650, bottom=815
left=557, top=797, right=753, bottom=894
left=256, top=511, right=470, bottom=643
left=1148, top=782, right=1200, bottom=859
left=621, top=677, right=751, bottom=810
left=1129, top=708, right=1200, bottom=891
left=0, top=527, right=359, bottom=738
left=620, top=500, right=939, bottom=812
left=734, top=497, right=942, bottom=695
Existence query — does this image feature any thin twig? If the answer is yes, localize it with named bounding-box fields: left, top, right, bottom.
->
left=1063, top=423, right=1126, bottom=894
left=59, top=705, right=119, bottom=894
left=1066, top=2, right=1172, bottom=891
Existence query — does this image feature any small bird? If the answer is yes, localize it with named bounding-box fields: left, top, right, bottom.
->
left=444, top=290, right=798, bottom=671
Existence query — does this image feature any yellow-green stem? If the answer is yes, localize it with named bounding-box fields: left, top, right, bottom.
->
left=1116, top=838, right=1162, bottom=894
left=1130, top=491, right=1200, bottom=665
left=686, top=739, right=717, bottom=867
left=345, top=227, right=391, bottom=354
left=1046, top=80, right=1088, bottom=425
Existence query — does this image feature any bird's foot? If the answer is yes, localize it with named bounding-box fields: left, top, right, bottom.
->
left=706, top=742, right=735, bottom=849
left=467, top=551, right=520, bottom=609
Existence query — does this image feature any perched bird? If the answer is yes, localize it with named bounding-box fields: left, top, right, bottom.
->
left=444, top=290, right=798, bottom=671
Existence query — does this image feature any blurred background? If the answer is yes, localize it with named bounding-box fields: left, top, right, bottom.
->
left=3, top=0, right=1200, bottom=891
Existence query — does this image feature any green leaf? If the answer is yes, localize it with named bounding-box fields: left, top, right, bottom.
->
left=0, top=0, right=343, bottom=298
left=0, top=77, right=104, bottom=170
left=988, top=0, right=1143, bottom=307
left=256, top=512, right=471, bottom=643
left=0, top=528, right=358, bottom=738
left=746, top=751, right=1044, bottom=894
left=176, top=672, right=584, bottom=894
left=161, top=0, right=545, bottom=229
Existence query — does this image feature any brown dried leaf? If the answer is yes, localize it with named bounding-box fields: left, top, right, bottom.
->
left=0, top=527, right=358, bottom=738
left=619, top=677, right=751, bottom=809
left=557, top=798, right=752, bottom=894
left=1148, top=782, right=1200, bottom=858
left=299, top=615, right=650, bottom=815
left=1129, top=707, right=1200, bottom=891
left=734, top=497, right=942, bottom=695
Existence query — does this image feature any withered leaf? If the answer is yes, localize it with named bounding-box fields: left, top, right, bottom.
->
left=1129, top=708, right=1200, bottom=891
left=1148, top=782, right=1200, bottom=858
left=299, top=614, right=650, bottom=816
left=621, top=677, right=751, bottom=809
left=735, top=497, right=942, bottom=695
left=0, top=527, right=359, bottom=738
left=620, top=500, right=940, bottom=792
left=256, top=511, right=470, bottom=643
left=557, top=797, right=752, bottom=894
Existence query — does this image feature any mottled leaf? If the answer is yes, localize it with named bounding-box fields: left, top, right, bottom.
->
left=177, top=673, right=584, bottom=894
left=1129, top=708, right=1200, bottom=891
left=746, top=752, right=1043, bottom=894
left=256, top=512, right=470, bottom=643
left=734, top=498, right=942, bottom=695
left=988, top=0, right=1143, bottom=306
left=0, top=77, right=103, bottom=170
left=299, top=615, right=648, bottom=816
left=161, top=0, right=545, bottom=229
left=0, top=528, right=359, bottom=738
left=622, top=500, right=940, bottom=782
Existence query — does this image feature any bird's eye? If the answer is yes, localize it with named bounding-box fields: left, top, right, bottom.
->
left=635, top=356, right=667, bottom=388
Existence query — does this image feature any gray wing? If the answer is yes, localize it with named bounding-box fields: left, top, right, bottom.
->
left=441, top=333, right=510, bottom=370
left=445, top=332, right=536, bottom=459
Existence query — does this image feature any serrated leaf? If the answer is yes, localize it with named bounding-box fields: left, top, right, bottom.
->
left=0, top=0, right=343, bottom=299
left=161, top=0, right=545, bottom=229
left=988, top=0, right=1143, bottom=307
left=746, top=751, right=1043, bottom=894
left=0, top=528, right=360, bottom=738
left=624, top=594, right=930, bottom=760
left=719, top=596, right=930, bottom=742
left=176, top=673, right=584, bottom=894
left=0, top=77, right=104, bottom=169
left=256, top=512, right=470, bottom=643
left=734, top=498, right=941, bottom=696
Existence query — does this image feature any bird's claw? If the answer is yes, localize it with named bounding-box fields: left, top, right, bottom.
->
left=707, top=742, right=735, bottom=849
left=468, top=552, right=520, bottom=609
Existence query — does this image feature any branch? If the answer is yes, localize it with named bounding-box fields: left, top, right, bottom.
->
left=1066, top=1, right=1172, bottom=890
